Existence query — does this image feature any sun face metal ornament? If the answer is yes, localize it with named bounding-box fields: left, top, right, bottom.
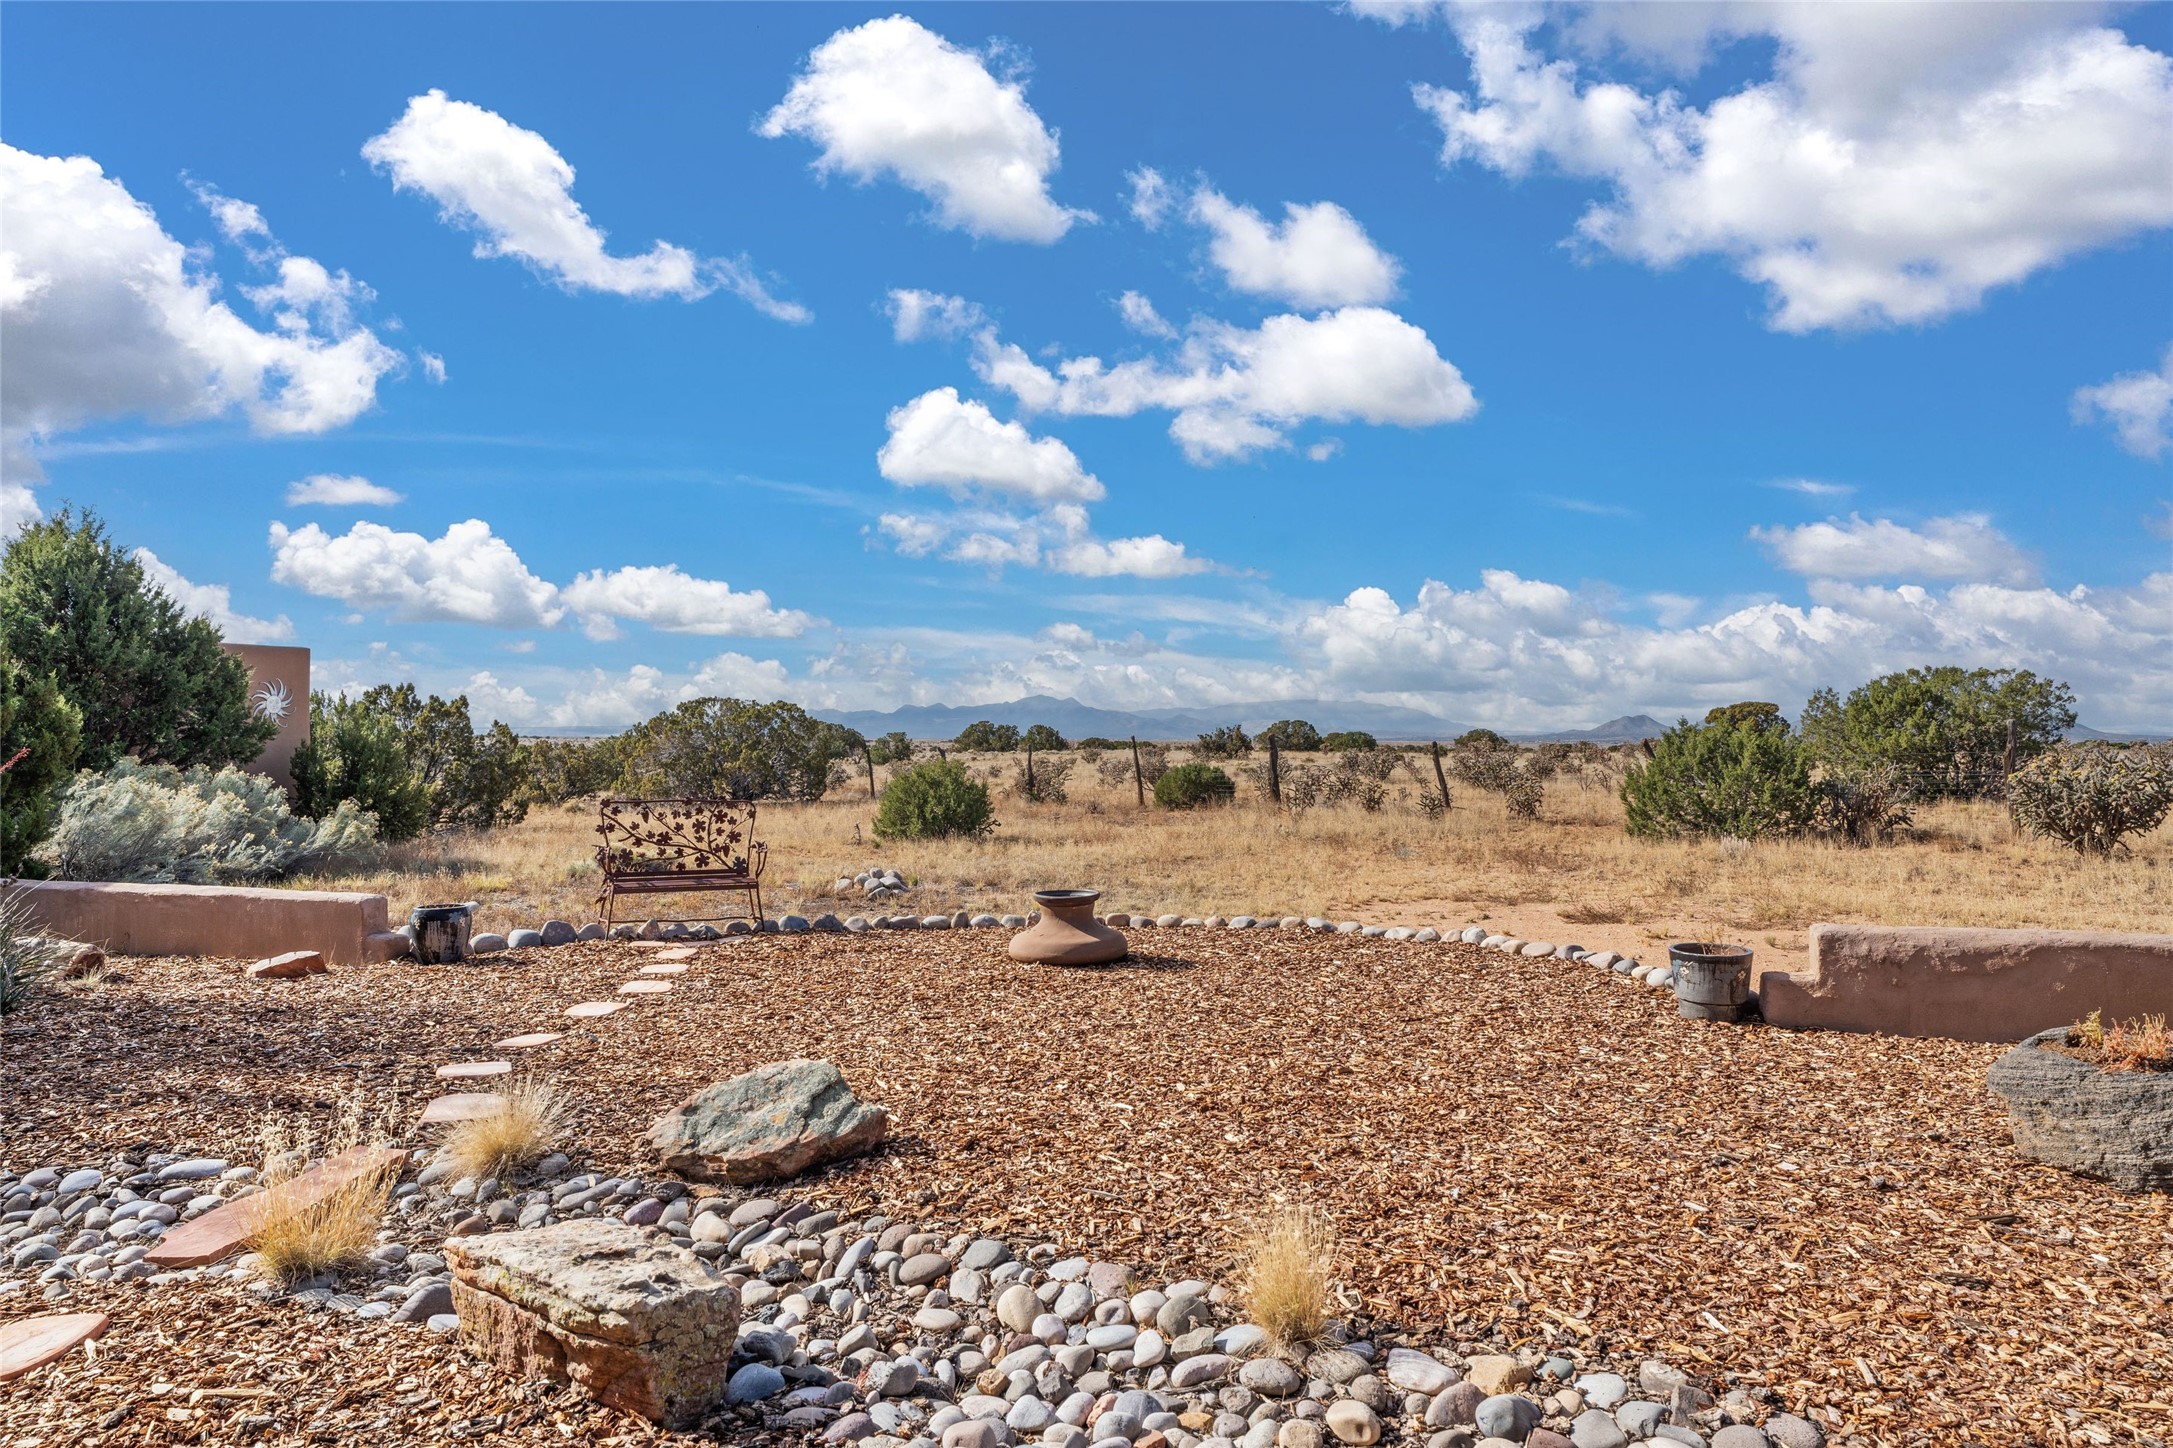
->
left=251, top=679, right=293, bottom=726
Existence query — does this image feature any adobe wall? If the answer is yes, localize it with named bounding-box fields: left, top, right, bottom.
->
left=4, top=880, right=406, bottom=966
left=1758, top=923, right=2173, bottom=1042
left=222, top=643, right=310, bottom=793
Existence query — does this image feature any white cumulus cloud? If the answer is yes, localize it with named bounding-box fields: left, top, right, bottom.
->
left=1, top=144, right=402, bottom=515
left=134, top=547, right=293, bottom=642
left=878, top=387, right=1106, bottom=503
left=760, top=16, right=1089, bottom=244
left=364, top=90, right=807, bottom=321
left=560, top=564, right=817, bottom=641
left=877, top=501, right=1208, bottom=581
left=1126, top=166, right=1174, bottom=229
left=2072, top=344, right=2173, bottom=459
left=1408, top=8, right=2173, bottom=331
left=886, top=288, right=988, bottom=343
left=285, top=473, right=405, bottom=507
left=1187, top=188, right=1401, bottom=309
left=1116, top=290, right=1177, bottom=338
left=973, top=305, right=1478, bottom=463
left=268, top=518, right=565, bottom=628
left=1749, top=513, right=2036, bottom=586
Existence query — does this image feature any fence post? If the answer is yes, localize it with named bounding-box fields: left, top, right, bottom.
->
left=2003, top=716, right=2018, bottom=779
left=1025, top=746, right=1036, bottom=800
left=1430, top=740, right=1452, bottom=815
left=862, top=741, right=877, bottom=800
left=1130, top=735, right=1146, bottom=808
left=1267, top=737, right=1282, bottom=805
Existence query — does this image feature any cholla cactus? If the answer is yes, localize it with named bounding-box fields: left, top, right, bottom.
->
left=2009, top=743, right=2173, bottom=856
left=50, top=758, right=379, bottom=884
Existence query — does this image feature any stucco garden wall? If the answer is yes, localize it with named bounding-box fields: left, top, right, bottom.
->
left=4, top=880, right=406, bottom=966
left=1758, top=923, right=2173, bottom=1042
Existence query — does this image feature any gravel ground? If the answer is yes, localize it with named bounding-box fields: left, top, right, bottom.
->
left=3, top=933, right=2169, bottom=1446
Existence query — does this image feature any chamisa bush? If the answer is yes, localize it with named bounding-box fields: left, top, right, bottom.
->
left=875, top=759, right=996, bottom=840
left=1154, top=762, right=1236, bottom=809
left=2008, top=743, right=2173, bottom=856
left=50, top=758, right=379, bottom=884
left=1621, top=717, right=1817, bottom=840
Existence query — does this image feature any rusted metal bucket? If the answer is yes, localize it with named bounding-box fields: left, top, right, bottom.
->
left=1671, top=941, right=1754, bottom=1021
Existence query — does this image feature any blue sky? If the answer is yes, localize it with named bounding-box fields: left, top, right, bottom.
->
left=5, top=2, right=2170, bottom=731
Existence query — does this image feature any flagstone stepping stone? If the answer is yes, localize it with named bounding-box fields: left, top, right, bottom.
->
left=0, top=1312, right=111, bottom=1381
left=146, top=1147, right=406, bottom=1269
left=246, top=949, right=328, bottom=980
left=618, top=979, right=673, bottom=995
left=565, top=1001, right=627, bottom=1019
left=420, top=1093, right=507, bottom=1125
left=496, top=1032, right=564, bottom=1050
left=651, top=947, right=698, bottom=962
left=436, top=1060, right=513, bottom=1080
left=639, top=962, right=689, bottom=976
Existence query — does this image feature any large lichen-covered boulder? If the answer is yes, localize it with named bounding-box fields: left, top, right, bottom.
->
left=446, top=1218, right=740, bottom=1426
left=649, top=1058, right=887, bottom=1184
left=1988, top=1027, right=2173, bottom=1192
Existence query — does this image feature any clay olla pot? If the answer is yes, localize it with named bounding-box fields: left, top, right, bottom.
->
left=1008, top=890, right=1127, bottom=967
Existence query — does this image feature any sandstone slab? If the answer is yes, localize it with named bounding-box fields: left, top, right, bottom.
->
left=421, top=1093, right=508, bottom=1125
left=0, top=1312, right=110, bottom=1381
left=496, top=1032, right=564, bottom=1051
left=437, top=1060, right=512, bottom=1080
left=566, top=1001, right=627, bottom=1019
left=246, top=949, right=327, bottom=979
left=447, top=1217, right=740, bottom=1426
left=146, top=1146, right=405, bottom=1268
left=649, top=1059, right=887, bottom=1184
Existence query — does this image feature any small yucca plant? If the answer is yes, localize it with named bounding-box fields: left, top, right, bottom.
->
left=0, top=885, right=64, bottom=1015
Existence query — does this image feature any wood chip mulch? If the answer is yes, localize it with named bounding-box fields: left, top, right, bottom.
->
left=3, top=934, right=2169, bottom=1447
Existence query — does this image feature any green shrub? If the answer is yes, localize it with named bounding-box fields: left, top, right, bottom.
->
left=952, top=721, right=1021, bottom=753
left=1020, top=724, right=1066, bottom=752
left=1800, top=666, right=2074, bottom=798
left=875, top=759, right=996, bottom=840
left=1, top=655, right=82, bottom=873
left=293, top=692, right=430, bottom=842
left=515, top=734, right=623, bottom=808
left=50, top=758, right=379, bottom=883
left=1074, top=737, right=1127, bottom=751
left=1454, top=728, right=1508, bottom=750
left=1155, top=762, right=1236, bottom=809
left=618, top=697, right=856, bottom=801
left=1194, top=725, right=1251, bottom=758
left=1256, top=720, right=1321, bottom=752
left=1704, top=701, right=1786, bottom=732
left=0, top=508, right=273, bottom=773
left=2009, top=743, right=2173, bottom=856
left=1320, top=730, right=1377, bottom=752
left=1621, top=718, right=1817, bottom=840
left=867, top=731, right=915, bottom=765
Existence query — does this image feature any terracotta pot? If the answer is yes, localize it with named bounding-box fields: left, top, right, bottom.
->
left=1008, top=889, right=1127, bottom=967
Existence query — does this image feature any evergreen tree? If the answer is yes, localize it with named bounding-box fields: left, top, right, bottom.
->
left=0, top=509, right=272, bottom=772
left=0, top=653, right=83, bottom=873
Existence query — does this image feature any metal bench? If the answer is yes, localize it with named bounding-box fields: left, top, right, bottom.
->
left=594, top=797, right=766, bottom=928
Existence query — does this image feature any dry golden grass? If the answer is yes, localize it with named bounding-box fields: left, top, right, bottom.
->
left=295, top=746, right=2173, bottom=981
left=1237, top=1203, right=1338, bottom=1351
left=250, top=1097, right=398, bottom=1285
left=441, top=1076, right=566, bottom=1179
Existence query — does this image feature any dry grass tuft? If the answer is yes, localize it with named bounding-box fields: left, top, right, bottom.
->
left=250, top=1096, right=398, bottom=1285
left=1558, top=899, right=1634, bottom=924
left=442, top=1076, right=566, bottom=1179
left=1238, top=1203, right=1338, bottom=1350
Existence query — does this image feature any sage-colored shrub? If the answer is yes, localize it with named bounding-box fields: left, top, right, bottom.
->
left=1154, top=762, right=1236, bottom=809
left=2009, top=743, right=2173, bottom=856
left=50, top=758, right=379, bottom=883
left=875, top=759, right=995, bottom=840
left=1621, top=718, right=1817, bottom=840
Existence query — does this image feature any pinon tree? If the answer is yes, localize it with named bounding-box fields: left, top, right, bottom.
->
left=0, top=509, right=272, bottom=773
left=0, top=653, right=83, bottom=873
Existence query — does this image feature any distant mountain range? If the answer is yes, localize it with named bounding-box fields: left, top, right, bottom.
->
left=811, top=695, right=1675, bottom=744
